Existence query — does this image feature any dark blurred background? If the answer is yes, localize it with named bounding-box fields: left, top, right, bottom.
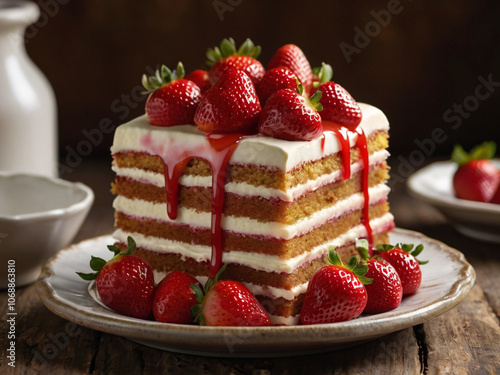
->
left=24, top=0, right=500, bottom=170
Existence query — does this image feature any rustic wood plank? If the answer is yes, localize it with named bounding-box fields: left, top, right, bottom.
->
left=423, top=285, right=500, bottom=374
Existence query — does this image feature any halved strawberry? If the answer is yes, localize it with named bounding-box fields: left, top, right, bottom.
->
left=77, top=237, right=155, bottom=320
left=206, top=38, right=264, bottom=85
left=452, top=142, right=499, bottom=203
left=142, top=62, right=201, bottom=127
left=255, top=67, right=298, bottom=105
left=191, top=265, right=271, bottom=326
left=267, top=44, right=313, bottom=96
left=300, top=247, right=372, bottom=325
left=194, top=69, right=261, bottom=133
left=258, top=81, right=323, bottom=141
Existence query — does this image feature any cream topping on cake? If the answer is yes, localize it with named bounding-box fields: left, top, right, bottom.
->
left=111, top=103, right=389, bottom=173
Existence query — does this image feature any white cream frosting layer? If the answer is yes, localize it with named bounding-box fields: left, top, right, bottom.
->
left=111, top=103, right=389, bottom=173
left=113, top=149, right=389, bottom=202
left=113, top=183, right=390, bottom=239
left=113, top=213, right=394, bottom=275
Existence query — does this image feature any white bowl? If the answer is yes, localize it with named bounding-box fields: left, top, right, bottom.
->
left=0, top=172, right=94, bottom=287
left=407, top=160, right=500, bottom=243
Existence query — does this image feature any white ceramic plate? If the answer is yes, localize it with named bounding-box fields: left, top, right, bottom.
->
left=407, top=160, right=500, bottom=243
left=36, top=228, right=475, bottom=358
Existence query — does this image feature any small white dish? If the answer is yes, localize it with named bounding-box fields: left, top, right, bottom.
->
left=36, top=228, right=475, bottom=357
left=407, top=160, right=500, bottom=243
left=0, top=172, right=94, bottom=287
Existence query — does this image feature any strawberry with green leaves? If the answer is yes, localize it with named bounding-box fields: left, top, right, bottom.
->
left=142, top=62, right=201, bottom=127
left=300, top=248, right=372, bottom=325
left=357, top=240, right=403, bottom=314
left=206, top=38, right=264, bottom=86
left=267, top=44, right=313, bottom=96
left=194, top=69, right=261, bottom=133
left=376, top=243, right=427, bottom=296
left=258, top=81, right=323, bottom=141
left=312, top=63, right=362, bottom=130
left=191, top=265, right=271, bottom=326
left=77, top=237, right=155, bottom=320
left=451, top=141, right=499, bottom=203
left=153, top=271, right=202, bottom=324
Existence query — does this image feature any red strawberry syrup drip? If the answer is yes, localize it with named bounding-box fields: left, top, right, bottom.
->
left=322, top=121, right=352, bottom=179
left=140, top=131, right=248, bottom=279
left=355, top=128, right=373, bottom=245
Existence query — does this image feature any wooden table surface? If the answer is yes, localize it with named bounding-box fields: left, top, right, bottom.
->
left=1, top=157, right=499, bottom=375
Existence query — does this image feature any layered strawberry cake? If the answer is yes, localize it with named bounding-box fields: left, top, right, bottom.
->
left=110, top=39, right=394, bottom=325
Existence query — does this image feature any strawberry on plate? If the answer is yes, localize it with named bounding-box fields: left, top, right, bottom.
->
left=153, top=271, right=202, bottom=324
left=185, top=69, right=211, bottom=93
left=451, top=141, right=499, bottom=203
left=376, top=243, right=427, bottom=296
left=77, top=237, right=155, bottom=320
left=142, top=62, right=201, bottom=127
left=300, top=247, right=372, bottom=325
left=206, top=38, right=264, bottom=86
left=267, top=44, right=313, bottom=96
left=357, top=239, right=403, bottom=314
left=312, top=63, right=362, bottom=130
left=191, top=265, right=271, bottom=326
left=194, top=69, right=261, bottom=133
left=258, top=81, right=323, bottom=141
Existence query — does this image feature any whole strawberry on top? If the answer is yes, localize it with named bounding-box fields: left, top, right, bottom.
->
left=258, top=81, right=323, bottom=141
left=267, top=44, right=314, bottom=96
left=194, top=69, right=261, bottom=133
left=356, top=239, right=403, bottom=314
left=142, top=62, right=201, bottom=127
left=191, top=265, right=271, bottom=326
left=206, top=38, right=264, bottom=86
left=312, top=63, right=362, bottom=130
left=185, top=69, right=211, bottom=93
left=376, top=243, right=427, bottom=296
left=451, top=141, right=499, bottom=203
left=153, top=271, right=202, bottom=324
left=77, top=237, right=155, bottom=320
left=255, top=67, right=298, bottom=105
left=300, top=247, right=372, bottom=325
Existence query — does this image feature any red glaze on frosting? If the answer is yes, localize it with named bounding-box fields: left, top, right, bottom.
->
left=355, top=127, right=373, bottom=245
left=322, top=121, right=352, bottom=180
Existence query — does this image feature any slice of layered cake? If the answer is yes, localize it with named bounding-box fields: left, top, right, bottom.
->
left=110, top=39, right=394, bottom=325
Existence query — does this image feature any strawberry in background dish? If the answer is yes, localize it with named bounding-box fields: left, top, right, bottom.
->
left=206, top=38, right=264, bottom=86
left=451, top=141, right=499, bottom=203
left=142, top=62, right=201, bottom=127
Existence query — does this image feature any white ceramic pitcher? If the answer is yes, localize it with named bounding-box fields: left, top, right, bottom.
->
left=0, top=1, right=57, bottom=177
